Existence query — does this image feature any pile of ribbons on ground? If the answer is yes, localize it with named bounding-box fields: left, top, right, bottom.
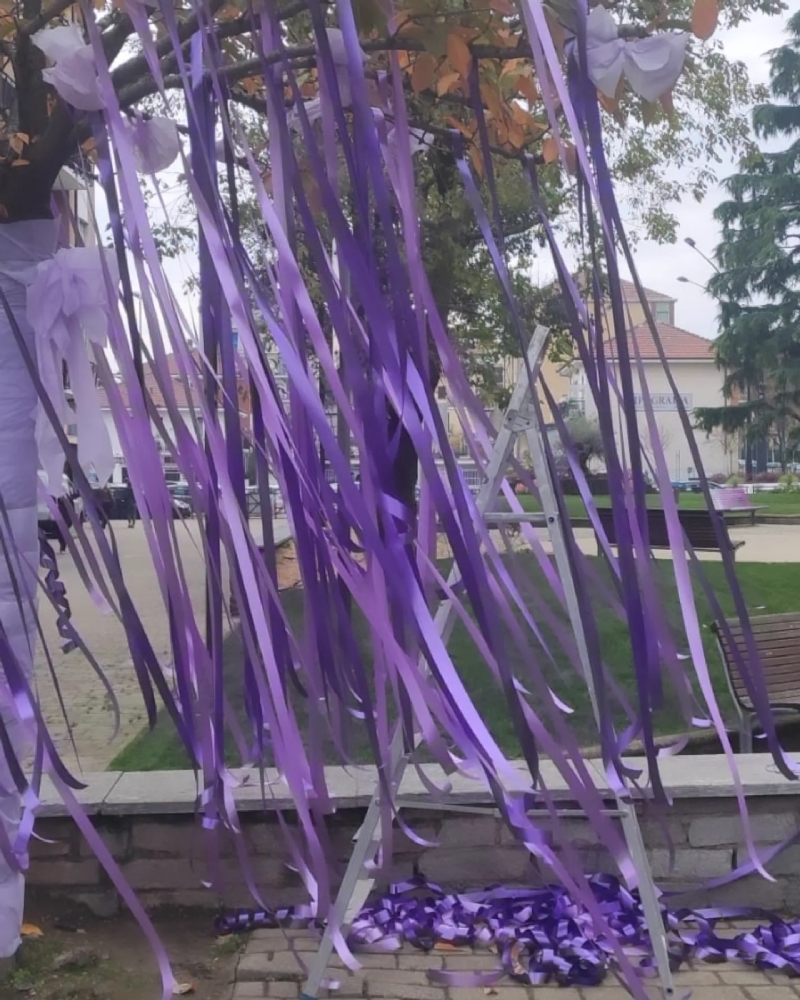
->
left=217, top=875, right=800, bottom=986
left=0, top=0, right=794, bottom=996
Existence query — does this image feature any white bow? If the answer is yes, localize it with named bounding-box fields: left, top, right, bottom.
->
left=586, top=6, right=688, bottom=104
left=32, top=24, right=104, bottom=112
left=288, top=28, right=367, bottom=130
left=27, top=249, right=119, bottom=497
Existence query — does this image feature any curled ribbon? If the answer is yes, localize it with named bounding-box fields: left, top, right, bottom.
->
left=27, top=248, right=119, bottom=496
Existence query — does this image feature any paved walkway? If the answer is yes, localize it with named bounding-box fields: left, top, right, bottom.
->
left=230, top=927, right=791, bottom=999
left=36, top=517, right=291, bottom=773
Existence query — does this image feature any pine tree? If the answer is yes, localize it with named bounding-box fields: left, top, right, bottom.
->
left=696, top=11, right=800, bottom=474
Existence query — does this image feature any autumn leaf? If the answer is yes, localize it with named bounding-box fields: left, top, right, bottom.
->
left=411, top=52, right=437, bottom=93
left=446, top=116, right=476, bottom=139
left=437, top=71, right=461, bottom=96
left=447, top=32, right=472, bottom=81
left=469, top=144, right=484, bottom=178
left=433, top=941, right=460, bottom=952
left=515, top=75, right=539, bottom=105
left=172, top=984, right=195, bottom=996
left=21, top=924, right=43, bottom=938
left=691, top=0, right=719, bottom=40
left=541, top=136, right=559, bottom=163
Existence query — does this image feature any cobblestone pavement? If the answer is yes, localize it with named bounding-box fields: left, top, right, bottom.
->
left=229, top=927, right=796, bottom=1000
left=36, top=518, right=290, bottom=772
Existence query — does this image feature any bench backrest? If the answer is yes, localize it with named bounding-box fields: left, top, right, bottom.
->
left=713, top=486, right=751, bottom=510
left=712, top=613, right=800, bottom=710
left=596, top=506, right=731, bottom=550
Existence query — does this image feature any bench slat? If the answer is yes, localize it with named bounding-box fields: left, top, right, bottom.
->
left=713, top=612, right=800, bottom=716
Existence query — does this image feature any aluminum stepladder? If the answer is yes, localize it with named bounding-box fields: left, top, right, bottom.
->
left=301, top=326, right=675, bottom=999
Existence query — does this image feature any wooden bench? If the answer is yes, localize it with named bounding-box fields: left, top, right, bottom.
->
left=712, top=613, right=800, bottom=752
left=595, top=507, right=745, bottom=559
left=712, top=486, right=767, bottom=525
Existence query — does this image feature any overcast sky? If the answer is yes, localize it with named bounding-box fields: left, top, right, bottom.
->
left=616, top=3, right=799, bottom=339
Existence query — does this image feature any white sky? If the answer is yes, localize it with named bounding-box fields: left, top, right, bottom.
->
left=617, top=3, right=800, bottom=339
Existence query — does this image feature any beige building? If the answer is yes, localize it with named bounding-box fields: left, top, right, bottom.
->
left=568, top=282, right=735, bottom=481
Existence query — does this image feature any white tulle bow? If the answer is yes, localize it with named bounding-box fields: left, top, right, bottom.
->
left=27, top=249, right=119, bottom=496
left=586, top=6, right=688, bottom=104
left=32, top=24, right=104, bottom=112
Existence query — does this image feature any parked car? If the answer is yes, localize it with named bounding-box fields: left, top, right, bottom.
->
left=167, top=481, right=194, bottom=517
left=670, top=479, right=724, bottom=494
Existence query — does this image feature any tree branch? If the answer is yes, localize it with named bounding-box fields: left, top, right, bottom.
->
left=19, top=0, right=76, bottom=37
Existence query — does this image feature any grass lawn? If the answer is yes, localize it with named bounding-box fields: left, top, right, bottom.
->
left=110, top=556, right=800, bottom=772
left=504, top=491, right=800, bottom=518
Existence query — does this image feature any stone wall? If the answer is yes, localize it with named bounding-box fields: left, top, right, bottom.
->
left=27, top=792, right=800, bottom=917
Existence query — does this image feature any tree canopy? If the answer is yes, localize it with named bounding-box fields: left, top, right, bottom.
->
left=695, top=8, right=800, bottom=472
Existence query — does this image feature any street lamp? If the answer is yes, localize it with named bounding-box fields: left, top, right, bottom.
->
left=683, top=237, right=719, bottom=273
left=677, top=275, right=707, bottom=290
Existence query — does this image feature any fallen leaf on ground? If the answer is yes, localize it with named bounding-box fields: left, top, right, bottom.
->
left=173, top=984, right=196, bottom=996
left=20, top=923, right=43, bottom=938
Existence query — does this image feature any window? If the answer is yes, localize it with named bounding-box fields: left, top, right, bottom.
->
left=653, top=301, right=672, bottom=324
left=436, top=386, right=447, bottom=400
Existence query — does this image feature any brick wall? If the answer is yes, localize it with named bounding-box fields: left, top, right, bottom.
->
left=27, top=795, right=800, bottom=916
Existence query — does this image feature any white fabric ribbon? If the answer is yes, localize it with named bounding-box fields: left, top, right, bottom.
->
left=32, top=24, right=104, bottom=112
left=586, top=6, right=688, bottom=103
left=27, top=248, right=119, bottom=496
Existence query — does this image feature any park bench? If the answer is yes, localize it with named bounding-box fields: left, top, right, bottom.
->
left=712, top=486, right=766, bottom=525
left=711, top=612, right=800, bottom=753
left=595, top=507, right=745, bottom=560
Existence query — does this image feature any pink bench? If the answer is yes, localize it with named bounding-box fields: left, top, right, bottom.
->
left=712, top=486, right=766, bottom=525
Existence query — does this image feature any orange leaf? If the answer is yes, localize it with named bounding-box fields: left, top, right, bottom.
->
left=411, top=52, right=437, bottom=93
left=446, top=115, right=476, bottom=139
left=437, top=71, right=461, bottom=96
left=173, top=985, right=195, bottom=996
left=691, top=0, right=719, bottom=40
left=433, top=941, right=460, bottom=952
left=447, top=32, right=472, bottom=80
left=563, top=141, right=577, bottom=175
left=516, top=76, right=539, bottom=105
left=545, top=12, right=565, bottom=62
left=480, top=82, right=504, bottom=120
left=21, top=924, right=43, bottom=938
left=541, top=136, right=559, bottom=163
left=398, top=49, right=411, bottom=70
left=469, top=144, right=484, bottom=178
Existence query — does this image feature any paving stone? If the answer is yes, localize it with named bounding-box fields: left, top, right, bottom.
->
left=365, top=969, right=432, bottom=985
left=447, top=988, right=532, bottom=999
left=672, top=970, right=723, bottom=986
left=743, top=988, right=798, bottom=1000
left=350, top=954, right=399, bottom=969
left=252, top=929, right=290, bottom=945
left=266, top=984, right=300, bottom=998
left=363, top=985, right=443, bottom=1000
left=233, top=985, right=267, bottom=999
left=672, top=988, right=748, bottom=999
left=717, top=969, right=777, bottom=985
left=396, top=954, right=444, bottom=970
left=443, top=955, right=502, bottom=970
left=238, top=951, right=304, bottom=982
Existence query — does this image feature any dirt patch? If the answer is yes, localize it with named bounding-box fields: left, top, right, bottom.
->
left=1, top=892, right=242, bottom=1000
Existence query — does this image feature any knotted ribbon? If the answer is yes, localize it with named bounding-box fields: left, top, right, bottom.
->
left=27, top=248, right=119, bottom=496
left=584, top=7, right=688, bottom=103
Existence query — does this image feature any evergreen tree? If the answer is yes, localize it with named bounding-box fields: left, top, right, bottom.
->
left=696, top=10, right=800, bottom=473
